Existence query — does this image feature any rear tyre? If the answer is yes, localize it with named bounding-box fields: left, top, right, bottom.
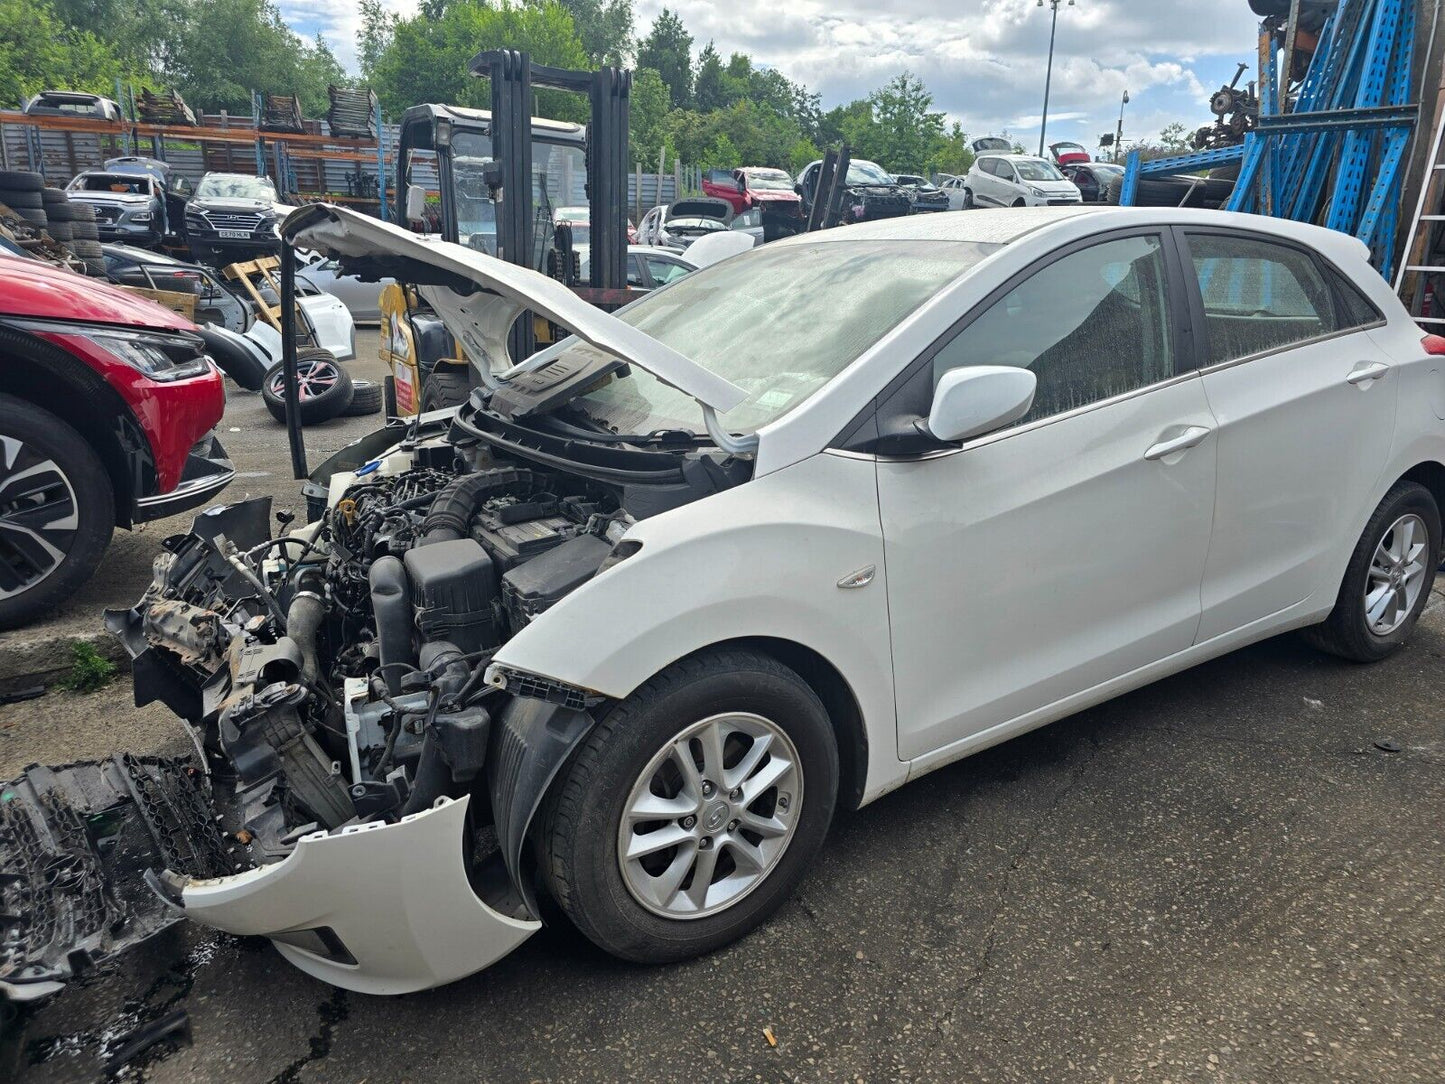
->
left=261, top=354, right=354, bottom=425
left=0, top=393, right=114, bottom=630
left=1301, top=481, right=1441, bottom=663
left=420, top=367, right=471, bottom=411
left=542, top=648, right=838, bottom=964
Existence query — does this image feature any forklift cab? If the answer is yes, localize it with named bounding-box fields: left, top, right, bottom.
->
left=394, top=104, right=588, bottom=266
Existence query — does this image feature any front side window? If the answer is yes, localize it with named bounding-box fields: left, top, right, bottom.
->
left=931, top=234, right=1176, bottom=426
left=1185, top=233, right=1337, bottom=365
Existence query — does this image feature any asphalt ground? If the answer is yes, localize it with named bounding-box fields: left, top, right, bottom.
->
left=3, top=330, right=1444, bottom=1082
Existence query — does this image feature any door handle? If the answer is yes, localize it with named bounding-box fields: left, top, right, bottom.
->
left=1144, top=425, right=1212, bottom=461
left=1346, top=361, right=1390, bottom=385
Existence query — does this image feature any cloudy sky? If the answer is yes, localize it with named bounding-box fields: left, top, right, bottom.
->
left=280, top=0, right=1263, bottom=153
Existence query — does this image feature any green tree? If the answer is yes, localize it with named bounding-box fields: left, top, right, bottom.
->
left=165, top=0, right=343, bottom=115
left=867, top=72, right=944, bottom=172
left=926, top=121, right=974, bottom=177
left=693, top=42, right=726, bottom=112
left=556, top=0, right=633, bottom=65
left=1158, top=121, right=1191, bottom=152
left=0, top=0, right=134, bottom=108
left=369, top=0, right=589, bottom=120
left=629, top=66, right=672, bottom=167
left=699, top=131, right=738, bottom=172
left=357, top=0, right=396, bottom=82
left=636, top=7, right=691, bottom=108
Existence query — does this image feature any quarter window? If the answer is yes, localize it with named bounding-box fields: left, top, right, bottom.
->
left=1184, top=233, right=1338, bottom=365
left=931, top=234, right=1176, bottom=426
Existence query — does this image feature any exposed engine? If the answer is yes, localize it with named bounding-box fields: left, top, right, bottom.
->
left=111, top=442, right=635, bottom=866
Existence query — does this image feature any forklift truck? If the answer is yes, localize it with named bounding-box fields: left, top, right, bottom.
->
left=380, top=52, right=636, bottom=414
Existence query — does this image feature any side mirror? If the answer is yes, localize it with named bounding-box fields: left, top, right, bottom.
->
left=927, top=366, right=1037, bottom=443
left=405, top=184, right=426, bottom=224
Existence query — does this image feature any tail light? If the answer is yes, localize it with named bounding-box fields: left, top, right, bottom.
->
left=1423, top=334, right=1445, bottom=356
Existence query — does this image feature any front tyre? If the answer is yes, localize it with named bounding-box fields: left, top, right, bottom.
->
left=1302, top=481, right=1441, bottom=662
left=541, top=649, right=838, bottom=964
left=0, top=394, right=114, bottom=630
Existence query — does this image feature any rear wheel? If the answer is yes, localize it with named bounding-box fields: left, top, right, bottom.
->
left=542, top=649, right=838, bottom=964
left=0, top=394, right=114, bottom=630
left=1302, top=481, right=1440, bottom=662
left=420, top=367, right=471, bottom=411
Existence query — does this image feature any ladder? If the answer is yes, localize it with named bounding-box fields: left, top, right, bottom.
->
left=1394, top=82, right=1445, bottom=328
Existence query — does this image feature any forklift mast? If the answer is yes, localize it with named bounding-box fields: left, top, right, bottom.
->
left=470, top=50, right=632, bottom=357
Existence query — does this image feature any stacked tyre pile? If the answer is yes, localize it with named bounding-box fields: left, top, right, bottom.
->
left=260, top=348, right=383, bottom=425
left=0, top=171, right=104, bottom=274
left=0, top=169, right=50, bottom=235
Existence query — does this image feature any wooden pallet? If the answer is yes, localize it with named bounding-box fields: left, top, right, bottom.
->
left=221, top=256, right=315, bottom=343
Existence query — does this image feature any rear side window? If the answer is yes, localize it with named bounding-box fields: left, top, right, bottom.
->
left=1184, top=233, right=1339, bottom=365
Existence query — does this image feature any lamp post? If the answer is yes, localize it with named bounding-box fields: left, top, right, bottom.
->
left=1114, top=89, right=1130, bottom=164
left=1037, top=0, right=1075, bottom=158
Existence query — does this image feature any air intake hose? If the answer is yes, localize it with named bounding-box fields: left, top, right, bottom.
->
left=368, top=556, right=413, bottom=694
left=420, top=467, right=545, bottom=544
left=286, top=569, right=326, bottom=685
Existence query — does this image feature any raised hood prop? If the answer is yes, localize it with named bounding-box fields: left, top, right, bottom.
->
left=282, top=204, right=754, bottom=452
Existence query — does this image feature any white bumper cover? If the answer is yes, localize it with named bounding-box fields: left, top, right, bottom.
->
left=176, top=796, right=539, bottom=994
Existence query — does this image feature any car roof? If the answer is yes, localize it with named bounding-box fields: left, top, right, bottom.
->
left=978, top=153, right=1052, bottom=163
left=772, top=206, right=1375, bottom=265
left=102, top=243, right=183, bottom=264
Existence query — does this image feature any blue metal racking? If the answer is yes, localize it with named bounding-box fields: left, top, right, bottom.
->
left=1120, top=0, right=1419, bottom=275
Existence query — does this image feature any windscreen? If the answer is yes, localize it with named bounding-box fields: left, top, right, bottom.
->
left=1014, top=159, right=1065, bottom=181
left=846, top=160, right=894, bottom=185
left=195, top=175, right=278, bottom=200
left=745, top=170, right=794, bottom=191
left=547, top=239, right=1000, bottom=436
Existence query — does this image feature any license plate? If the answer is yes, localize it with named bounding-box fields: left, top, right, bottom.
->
left=217, top=229, right=250, bottom=239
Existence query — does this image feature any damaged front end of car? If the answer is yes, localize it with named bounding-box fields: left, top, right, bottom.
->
left=2, top=204, right=754, bottom=1000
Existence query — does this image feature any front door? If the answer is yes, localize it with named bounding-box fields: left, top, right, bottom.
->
left=878, top=232, right=1219, bottom=760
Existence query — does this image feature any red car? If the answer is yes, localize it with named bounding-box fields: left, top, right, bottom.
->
left=701, top=167, right=804, bottom=238
left=0, top=255, right=232, bottom=628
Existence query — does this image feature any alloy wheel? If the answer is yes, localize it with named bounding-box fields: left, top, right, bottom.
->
left=617, top=712, right=803, bottom=920
left=267, top=358, right=340, bottom=402
left=1364, top=513, right=1428, bottom=636
left=0, top=435, right=79, bottom=600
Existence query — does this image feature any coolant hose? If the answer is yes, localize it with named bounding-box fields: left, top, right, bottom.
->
left=420, top=467, right=545, bottom=544
left=286, top=571, right=326, bottom=685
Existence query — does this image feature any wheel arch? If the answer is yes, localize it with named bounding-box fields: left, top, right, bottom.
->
left=0, top=326, right=148, bottom=528
left=1399, top=460, right=1445, bottom=529
left=667, top=636, right=870, bottom=812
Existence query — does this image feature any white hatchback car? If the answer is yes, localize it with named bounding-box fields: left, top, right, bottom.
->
left=966, top=153, right=1084, bottom=208
left=40, top=204, right=1443, bottom=1000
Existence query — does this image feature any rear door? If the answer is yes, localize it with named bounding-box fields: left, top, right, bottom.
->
left=1180, top=229, right=1398, bottom=641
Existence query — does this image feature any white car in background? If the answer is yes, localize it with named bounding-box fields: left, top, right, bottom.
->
left=36, top=202, right=1438, bottom=1002
left=965, top=154, right=1083, bottom=208
left=298, top=256, right=393, bottom=323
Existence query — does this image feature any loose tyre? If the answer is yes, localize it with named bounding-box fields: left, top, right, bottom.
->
left=341, top=378, right=383, bottom=416
left=47, top=222, right=73, bottom=243
left=420, top=367, right=471, bottom=411
left=72, top=239, right=102, bottom=259
left=1302, top=480, right=1441, bottom=662
left=14, top=208, right=46, bottom=230
left=73, top=222, right=99, bottom=242
left=69, top=203, right=96, bottom=222
left=542, top=648, right=838, bottom=964
left=0, top=393, right=114, bottom=630
left=261, top=354, right=354, bottom=424
left=45, top=203, right=76, bottom=223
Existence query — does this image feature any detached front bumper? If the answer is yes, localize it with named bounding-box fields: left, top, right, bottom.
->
left=156, top=796, right=539, bottom=995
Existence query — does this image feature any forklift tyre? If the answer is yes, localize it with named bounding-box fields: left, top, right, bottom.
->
left=421, top=368, right=471, bottom=412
